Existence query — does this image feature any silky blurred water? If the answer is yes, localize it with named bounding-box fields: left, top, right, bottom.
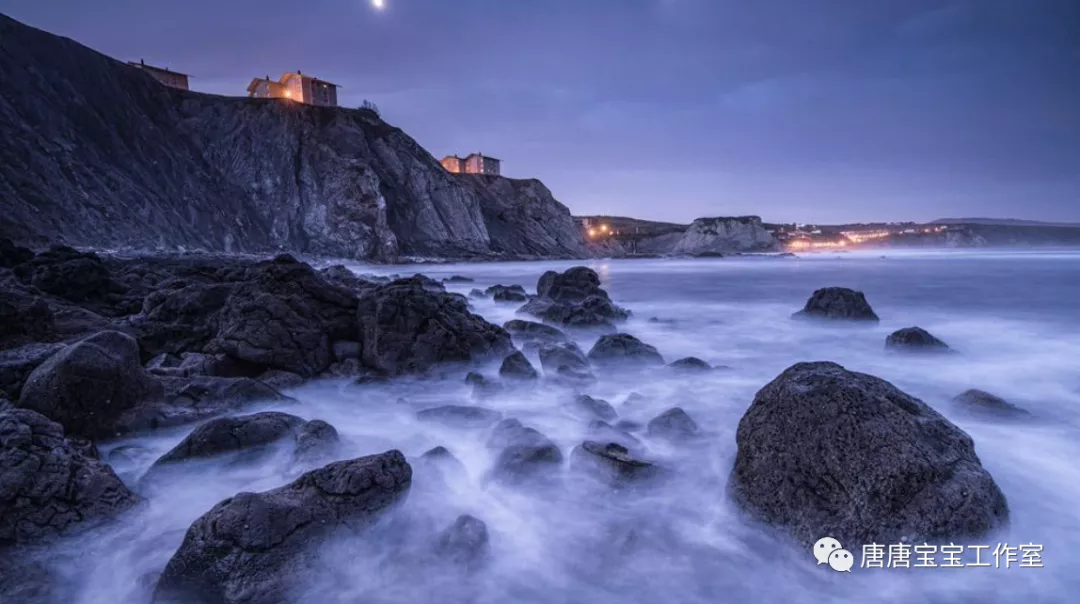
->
left=49, top=250, right=1080, bottom=604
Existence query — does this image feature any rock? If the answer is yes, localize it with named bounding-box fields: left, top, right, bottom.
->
left=517, top=267, right=629, bottom=328
left=147, top=412, right=308, bottom=471
left=568, top=394, right=617, bottom=422
left=17, top=331, right=162, bottom=439
left=464, top=371, right=486, bottom=386
left=486, top=284, right=528, bottom=303
left=417, top=445, right=467, bottom=478
left=0, top=342, right=65, bottom=399
left=886, top=327, right=952, bottom=352
left=318, top=265, right=374, bottom=294
left=554, top=365, right=597, bottom=384
left=669, top=216, right=778, bottom=254
left=729, top=361, right=1009, bottom=548
left=356, top=278, right=513, bottom=375
left=792, top=287, right=879, bottom=322
left=0, top=286, right=55, bottom=348
left=331, top=340, right=362, bottom=362
left=416, top=405, right=503, bottom=428
left=435, top=514, right=490, bottom=570
left=646, top=407, right=701, bottom=441
left=537, top=341, right=589, bottom=373
left=502, top=319, right=568, bottom=346
left=587, top=420, right=641, bottom=449
left=0, top=408, right=140, bottom=546
left=952, top=389, right=1030, bottom=418
left=614, top=419, right=644, bottom=433
left=257, top=369, right=306, bottom=390
left=15, top=246, right=122, bottom=306
left=0, top=237, right=33, bottom=269
left=325, top=358, right=363, bottom=378
left=293, top=420, right=340, bottom=464
left=113, top=376, right=294, bottom=435
left=570, top=441, right=664, bottom=486
left=486, top=419, right=563, bottom=484
left=468, top=288, right=487, bottom=299
left=499, top=351, right=538, bottom=380
left=443, top=275, right=474, bottom=284
left=153, top=451, right=411, bottom=604
left=669, top=357, right=712, bottom=371
left=587, top=333, right=665, bottom=368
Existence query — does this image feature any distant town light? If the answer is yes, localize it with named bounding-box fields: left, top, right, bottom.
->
left=601, top=224, right=610, bottom=233
left=588, top=228, right=597, bottom=237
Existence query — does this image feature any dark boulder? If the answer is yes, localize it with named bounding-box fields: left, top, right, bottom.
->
left=464, top=371, right=486, bottom=386
left=443, top=275, right=474, bottom=284
left=568, top=394, right=617, bottom=422
left=570, top=441, right=664, bottom=486
left=418, top=445, right=467, bottom=477
left=587, top=420, right=641, bottom=449
left=468, top=288, right=487, bottom=299
left=416, top=405, right=503, bottom=428
left=537, top=341, right=589, bottom=373
left=293, top=420, right=340, bottom=463
left=113, top=376, right=294, bottom=435
left=153, top=451, right=412, bottom=604
left=646, top=407, right=701, bottom=442
left=587, top=333, right=665, bottom=368
left=499, top=351, right=538, bottom=380
left=318, top=265, right=375, bottom=294
left=792, top=287, right=879, bottom=322
left=15, top=246, right=122, bottom=306
left=486, top=419, right=563, bottom=484
left=952, top=389, right=1030, bottom=418
left=886, top=327, right=952, bottom=352
left=356, top=278, right=513, bottom=376
left=0, top=238, right=33, bottom=269
left=18, top=331, right=162, bottom=439
left=502, top=319, right=568, bottom=346
left=487, top=284, right=528, bottom=303
left=729, top=361, right=1009, bottom=548
left=517, top=267, right=629, bottom=328
left=0, top=286, right=55, bottom=347
left=0, top=342, right=65, bottom=399
left=435, top=514, right=490, bottom=570
left=0, top=408, right=140, bottom=546
left=669, top=357, right=712, bottom=371
left=147, top=412, right=308, bottom=469
left=554, top=365, right=597, bottom=385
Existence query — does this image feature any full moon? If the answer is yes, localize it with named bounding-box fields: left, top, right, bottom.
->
left=372, top=0, right=385, bottom=9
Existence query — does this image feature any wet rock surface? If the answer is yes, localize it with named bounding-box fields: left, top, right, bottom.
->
left=587, top=333, right=665, bottom=368
left=568, top=394, right=618, bottom=422
left=792, top=287, right=880, bottom=322
left=502, top=319, right=569, bottom=346
left=153, top=451, right=412, bottom=604
left=0, top=408, right=140, bottom=547
left=538, top=342, right=590, bottom=374
left=517, top=267, right=629, bottom=328
left=146, top=412, right=314, bottom=470
left=668, top=356, right=712, bottom=371
left=729, top=361, right=1009, bottom=547
left=886, top=327, right=952, bottom=352
left=646, top=407, right=701, bottom=442
left=570, top=441, right=664, bottom=486
left=486, top=419, right=563, bottom=484
left=952, top=389, right=1030, bottom=418
left=499, top=350, right=538, bottom=380
left=435, top=514, right=490, bottom=570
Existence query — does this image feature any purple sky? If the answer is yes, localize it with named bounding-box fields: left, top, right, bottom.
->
left=2, top=0, right=1078, bottom=224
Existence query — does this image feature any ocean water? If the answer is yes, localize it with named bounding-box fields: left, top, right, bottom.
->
left=48, top=250, right=1080, bottom=603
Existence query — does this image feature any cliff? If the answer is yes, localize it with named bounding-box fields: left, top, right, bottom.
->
left=669, top=216, right=778, bottom=254
left=0, top=14, right=585, bottom=261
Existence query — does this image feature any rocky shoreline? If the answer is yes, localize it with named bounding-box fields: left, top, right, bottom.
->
left=1, top=238, right=1017, bottom=603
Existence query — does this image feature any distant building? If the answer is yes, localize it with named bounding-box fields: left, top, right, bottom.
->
left=247, top=71, right=339, bottom=107
left=128, top=59, right=190, bottom=90
left=440, top=152, right=501, bottom=175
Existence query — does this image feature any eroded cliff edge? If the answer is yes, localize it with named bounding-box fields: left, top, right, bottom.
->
left=0, top=14, right=585, bottom=261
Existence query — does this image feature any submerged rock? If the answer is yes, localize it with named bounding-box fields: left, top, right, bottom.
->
left=153, top=451, right=412, bottom=604
left=571, top=441, right=664, bottom=486
left=0, top=342, right=65, bottom=399
left=146, top=412, right=310, bottom=470
left=17, top=330, right=162, bottom=439
left=538, top=342, right=590, bottom=373
left=0, top=408, right=140, bottom=546
left=886, top=327, right=952, bottom=352
left=729, top=361, right=1009, bottom=548
left=587, top=333, right=665, bottom=368
left=587, top=420, right=641, bottom=449
left=356, top=278, right=513, bottom=375
left=568, top=394, right=618, bottom=422
left=502, top=319, right=569, bottom=346
left=416, top=405, right=503, bottom=428
left=792, top=287, right=879, bottom=322
left=499, top=351, right=538, bottom=380
left=486, top=284, right=528, bottom=302
left=293, top=420, right=340, bottom=464
left=646, top=407, right=701, bottom=442
left=517, top=267, right=629, bottom=328
left=113, top=376, right=294, bottom=435
left=443, top=275, right=474, bottom=284
left=435, top=514, right=490, bottom=570
left=486, top=419, right=563, bottom=484
left=952, top=389, right=1030, bottom=418
left=668, top=356, right=712, bottom=371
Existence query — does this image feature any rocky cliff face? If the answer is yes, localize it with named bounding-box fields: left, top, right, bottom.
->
left=0, top=15, right=584, bottom=261
left=669, top=216, right=778, bottom=254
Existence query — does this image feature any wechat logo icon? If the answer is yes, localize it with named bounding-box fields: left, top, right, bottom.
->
left=813, top=537, right=853, bottom=572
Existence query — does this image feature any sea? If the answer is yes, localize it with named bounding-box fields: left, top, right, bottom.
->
left=50, top=249, right=1080, bottom=603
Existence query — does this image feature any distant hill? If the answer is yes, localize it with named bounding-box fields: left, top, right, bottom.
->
left=574, top=215, right=689, bottom=235
left=932, top=218, right=1080, bottom=228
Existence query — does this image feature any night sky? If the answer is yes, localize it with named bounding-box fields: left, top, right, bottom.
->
left=2, top=0, right=1078, bottom=224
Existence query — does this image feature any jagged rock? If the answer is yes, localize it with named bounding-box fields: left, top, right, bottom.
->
left=792, top=287, right=879, bottom=322
left=331, top=340, right=362, bottom=362
left=443, top=275, right=474, bottom=284
left=293, top=420, right=340, bottom=463
left=486, top=419, right=563, bottom=484
left=143, top=352, right=243, bottom=378
left=646, top=407, right=700, bottom=441
left=17, top=331, right=162, bottom=438
left=468, top=288, right=487, bottom=299
left=318, top=265, right=374, bottom=294
left=587, top=333, right=665, bottom=368
left=457, top=175, right=586, bottom=258
left=555, top=365, right=596, bottom=384
left=417, top=445, right=467, bottom=478
left=0, top=408, right=140, bottom=546
left=435, top=514, right=490, bottom=570
left=356, top=278, right=513, bottom=376
left=571, top=441, right=664, bottom=486
left=255, top=370, right=306, bottom=390
left=669, top=357, right=712, bottom=371
left=146, top=412, right=309, bottom=472
left=486, top=284, right=528, bottom=302
left=952, top=389, right=1030, bottom=418
left=729, top=361, right=1009, bottom=548
left=416, top=405, right=503, bottom=428
left=13, top=246, right=123, bottom=308
left=113, top=376, right=294, bottom=435
left=153, top=451, right=411, bottom=604
left=568, top=394, right=617, bottom=422
left=0, top=237, right=33, bottom=269
left=886, top=327, right=952, bottom=352
left=502, top=319, right=568, bottom=346
left=499, top=351, right=538, bottom=380
left=587, top=420, right=641, bottom=449
left=670, top=216, right=778, bottom=254
left=0, top=342, right=65, bottom=399
left=0, top=285, right=55, bottom=348
left=537, top=341, right=589, bottom=373
left=517, top=267, right=629, bottom=328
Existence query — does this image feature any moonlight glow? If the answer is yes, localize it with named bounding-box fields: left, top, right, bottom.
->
left=372, top=0, right=385, bottom=9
